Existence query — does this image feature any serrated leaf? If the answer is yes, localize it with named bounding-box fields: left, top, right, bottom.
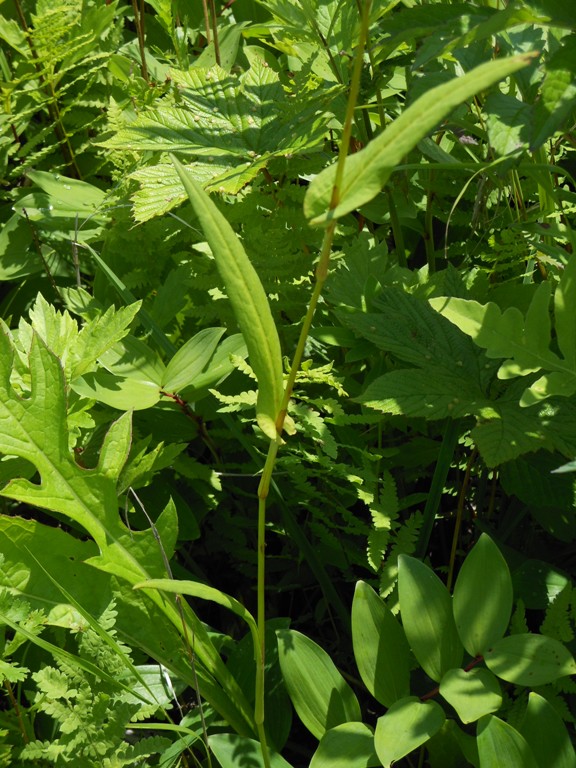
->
left=484, top=634, right=576, bottom=686
left=71, top=302, right=142, bottom=380
left=305, top=53, right=536, bottom=225
left=453, top=534, right=513, bottom=656
left=374, top=697, right=445, bottom=768
left=0, top=331, right=254, bottom=734
left=398, top=556, right=463, bottom=682
left=430, top=286, right=557, bottom=377
left=130, top=158, right=268, bottom=221
left=107, top=59, right=333, bottom=218
left=430, top=279, right=576, bottom=408
left=439, top=668, right=502, bottom=724
left=358, top=368, right=487, bottom=420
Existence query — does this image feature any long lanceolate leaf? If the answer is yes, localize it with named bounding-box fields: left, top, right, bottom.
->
left=0, top=330, right=255, bottom=736
left=304, top=53, right=537, bottom=225
left=172, top=155, right=285, bottom=439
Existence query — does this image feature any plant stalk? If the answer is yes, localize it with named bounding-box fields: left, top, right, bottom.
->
left=253, top=4, right=372, bottom=766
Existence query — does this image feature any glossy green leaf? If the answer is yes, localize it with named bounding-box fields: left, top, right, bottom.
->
left=398, top=555, right=463, bottom=682
left=71, top=372, right=162, bottom=410
left=453, top=534, right=513, bottom=656
left=276, top=629, right=361, bottom=740
left=477, top=716, right=539, bottom=768
left=519, top=693, right=576, bottom=768
left=0, top=213, right=39, bottom=279
left=99, top=335, right=166, bottom=383
left=173, top=155, right=284, bottom=439
left=182, top=333, right=247, bottom=395
left=310, top=723, right=379, bottom=768
left=26, top=170, right=106, bottom=210
left=485, top=634, right=576, bottom=686
left=304, top=53, right=536, bottom=225
left=439, top=668, right=502, bottom=724
left=374, top=697, right=445, bottom=768
left=351, top=581, right=410, bottom=707
left=163, top=327, right=226, bottom=392
left=209, top=733, right=294, bottom=768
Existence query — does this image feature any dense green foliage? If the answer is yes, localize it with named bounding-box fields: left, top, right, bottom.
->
left=0, top=0, right=575, bottom=766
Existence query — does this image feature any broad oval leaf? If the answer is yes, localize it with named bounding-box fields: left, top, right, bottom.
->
left=485, top=634, right=576, bottom=686
left=305, top=53, right=537, bottom=226
left=163, top=327, right=226, bottom=392
left=477, top=715, right=539, bottom=768
left=173, top=156, right=285, bottom=439
left=453, top=534, right=513, bottom=656
left=99, top=335, right=166, bottom=383
left=309, top=722, right=379, bottom=768
left=276, top=629, right=361, bottom=740
left=519, top=693, right=576, bottom=768
left=374, top=697, right=445, bottom=768
left=398, top=555, right=463, bottom=682
left=439, top=668, right=502, bottom=724
left=351, top=581, right=410, bottom=707
left=209, top=733, right=294, bottom=768
left=71, top=372, right=161, bottom=410
left=180, top=333, right=247, bottom=396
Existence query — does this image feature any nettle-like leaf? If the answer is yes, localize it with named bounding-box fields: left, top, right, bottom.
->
left=348, top=287, right=576, bottom=466
left=0, top=329, right=255, bottom=735
left=0, top=330, right=170, bottom=578
left=105, top=54, right=336, bottom=220
left=430, top=256, right=576, bottom=407
left=13, top=292, right=141, bottom=384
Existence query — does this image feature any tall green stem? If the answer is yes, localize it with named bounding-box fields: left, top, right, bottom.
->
left=253, top=4, right=372, bottom=766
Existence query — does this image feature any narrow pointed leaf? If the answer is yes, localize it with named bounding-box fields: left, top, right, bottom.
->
left=554, top=250, right=576, bottom=368
left=305, top=53, right=537, bottom=225
left=172, top=155, right=284, bottom=439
